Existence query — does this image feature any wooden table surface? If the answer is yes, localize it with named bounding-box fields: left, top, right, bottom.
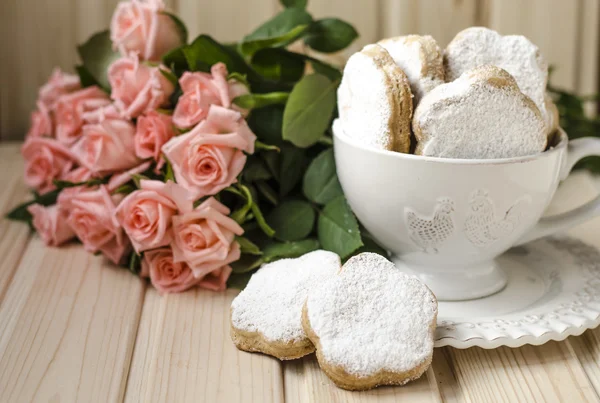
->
left=2, top=142, right=600, bottom=402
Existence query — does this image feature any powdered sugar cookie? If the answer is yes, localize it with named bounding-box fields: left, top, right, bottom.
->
left=303, top=253, right=437, bottom=391
left=378, top=35, right=445, bottom=103
left=413, top=65, right=547, bottom=159
left=445, top=27, right=549, bottom=128
left=230, top=250, right=340, bottom=360
left=337, top=44, right=413, bottom=152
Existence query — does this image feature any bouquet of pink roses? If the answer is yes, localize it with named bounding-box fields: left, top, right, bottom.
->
left=8, top=0, right=385, bottom=294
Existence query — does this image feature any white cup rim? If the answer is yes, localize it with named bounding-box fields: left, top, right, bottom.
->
left=332, top=119, right=568, bottom=166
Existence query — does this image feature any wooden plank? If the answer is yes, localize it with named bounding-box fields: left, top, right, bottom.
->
left=435, top=342, right=598, bottom=402
left=0, top=239, right=145, bottom=402
left=380, top=0, right=479, bottom=47
left=483, top=0, right=580, bottom=91
left=176, top=0, right=277, bottom=44
left=0, top=144, right=31, bottom=301
left=284, top=355, right=441, bottom=402
left=577, top=0, right=600, bottom=115
left=124, top=288, right=284, bottom=403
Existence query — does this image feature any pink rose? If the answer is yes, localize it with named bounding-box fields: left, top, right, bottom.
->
left=172, top=63, right=249, bottom=129
left=115, top=180, right=192, bottom=253
left=135, top=111, right=174, bottom=168
left=108, top=55, right=175, bottom=118
left=80, top=103, right=122, bottom=124
left=55, top=87, right=111, bottom=145
left=26, top=102, right=53, bottom=139
left=64, top=186, right=130, bottom=264
left=38, top=68, right=81, bottom=110
left=27, top=204, right=75, bottom=246
left=21, top=137, right=78, bottom=194
left=171, top=197, right=243, bottom=278
left=141, top=247, right=199, bottom=294
left=110, top=0, right=184, bottom=61
left=162, top=106, right=256, bottom=199
left=197, top=265, right=232, bottom=292
left=71, top=118, right=141, bottom=174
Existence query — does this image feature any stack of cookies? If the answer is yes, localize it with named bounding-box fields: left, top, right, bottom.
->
left=337, top=27, right=559, bottom=159
left=230, top=251, right=438, bottom=391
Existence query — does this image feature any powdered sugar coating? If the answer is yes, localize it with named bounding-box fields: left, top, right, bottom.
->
left=337, top=44, right=412, bottom=152
left=445, top=27, right=549, bottom=125
left=305, top=253, right=437, bottom=377
left=231, top=250, right=340, bottom=343
left=378, top=35, right=445, bottom=103
left=413, top=65, right=547, bottom=159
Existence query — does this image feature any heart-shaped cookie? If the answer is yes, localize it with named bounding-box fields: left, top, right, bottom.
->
left=445, top=27, right=549, bottom=130
left=378, top=35, right=445, bottom=104
left=413, top=65, right=547, bottom=159
left=230, top=250, right=340, bottom=360
left=337, top=44, right=413, bottom=153
left=303, top=252, right=437, bottom=391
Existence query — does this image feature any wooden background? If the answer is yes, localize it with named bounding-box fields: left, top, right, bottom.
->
left=1, top=0, right=599, bottom=141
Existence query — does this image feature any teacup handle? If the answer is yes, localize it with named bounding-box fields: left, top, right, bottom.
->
left=516, top=137, right=600, bottom=245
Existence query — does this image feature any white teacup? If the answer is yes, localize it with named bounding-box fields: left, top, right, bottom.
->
left=332, top=119, right=600, bottom=301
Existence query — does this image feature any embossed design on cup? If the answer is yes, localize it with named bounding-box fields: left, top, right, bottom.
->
left=405, top=198, right=454, bottom=253
left=465, top=190, right=532, bottom=248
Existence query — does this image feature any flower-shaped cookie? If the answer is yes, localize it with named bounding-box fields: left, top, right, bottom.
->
left=303, top=252, right=437, bottom=391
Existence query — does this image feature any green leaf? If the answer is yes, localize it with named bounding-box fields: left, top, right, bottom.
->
left=303, top=148, right=343, bottom=205
left=5, top=188, right=61, bottom=224
left=248, top=105, right=284, bottom=146
left=233, top=92, right=289, bottom=110
left=304, top=18, right=359, bottom=53
left=162, top=46, right=188, bottom=76
left=77, top=30, right=120, bottom=91
left=283, top=74, right=337, bottom=148
left=113, top=184, right=136, bottom=195
left=268, top=200, right=315, bottom=241
left=256, top=180, right=279, bottom=205
left=243, top=157, right=272, bottom=182
left=241, top=8, right=313, bottom=56
left=280, top=144, right=307, bottom=196
left=227, top=271, right=254, bottom=289
left=251, top=48, right=306, bottom=83
left=318, top=195, right=362, bottom=258
left=280, top=0, right=308, bottom=9
left=236, top=236, right=263, bottom=255
left=262, top=238, right=320, bottom=262
left=163, top=158, right=176, bottom=182
left=161, top=11, right=188, bottom=44
left=183, top=34, right=249, bottom=74
left=75, top=65, right=100, bottom=88
left=128, top=252, right=142, bottom=275
left=310, top=58, right=342, bottom=82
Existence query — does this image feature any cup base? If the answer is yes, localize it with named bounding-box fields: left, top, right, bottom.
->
left=391, top=257, right=508, bottom=301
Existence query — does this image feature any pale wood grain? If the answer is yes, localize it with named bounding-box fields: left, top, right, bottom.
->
left=380, top=0, right=479, bottom=47
left=0, top=239, right=145, bottom=402
left=482, top=0, right=580, bottom=91
left=577, top=0, right=600, bottom=115
left=0, top=144, right=31, bottom=301
left=437, top=342, right=598, bottom=402
left=177, top=0, right=277, bottom=44
left=284, top=354, right=442, bottom=403
left=124, top=288, right=284, bottom=403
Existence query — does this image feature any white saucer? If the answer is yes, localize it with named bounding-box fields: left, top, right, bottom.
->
left=434, top=235, right=600, bottom=349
